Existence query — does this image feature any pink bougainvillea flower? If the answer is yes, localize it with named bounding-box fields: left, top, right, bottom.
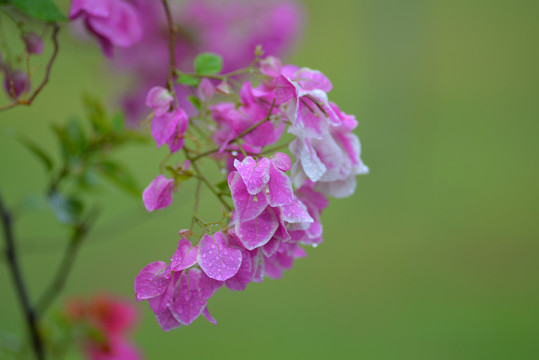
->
left=70, top=0, right=142, bottom=57
left=198, top=232, right=242, bottom=281
left=151, top=108, right=189, bottom=153
left=289, top=103, right=368, bottom=198
left=135, top=240, right=222, bottom=331
left=142, top=175, right=174, bottom=211
left=145, top=86, right=173, bottom=116
left=66, top=294, right=141, bottom=360
left=22, top=32, right=43, bottom=55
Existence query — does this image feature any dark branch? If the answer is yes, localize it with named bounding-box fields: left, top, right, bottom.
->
left=0, top=191, right=45, bottom=360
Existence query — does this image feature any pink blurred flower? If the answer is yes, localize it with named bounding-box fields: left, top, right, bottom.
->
left=70, top=0, right=142, bottom=57
left=67, top=294, right=141, bottom=360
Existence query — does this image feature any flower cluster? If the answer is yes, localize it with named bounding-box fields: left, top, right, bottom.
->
left=135, top=53, right=368, bottom=331
left=70, top=0, right=302, bottom=123
left=67, top=294, right=140, bottom=360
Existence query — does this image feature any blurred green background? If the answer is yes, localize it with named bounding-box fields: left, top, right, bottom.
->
left=1, top=0, right=538, bottom=359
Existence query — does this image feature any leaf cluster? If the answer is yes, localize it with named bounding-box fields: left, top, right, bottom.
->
left=18, top=97, right=147, bottom=225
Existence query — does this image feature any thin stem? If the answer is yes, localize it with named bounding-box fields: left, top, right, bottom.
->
left=0, top=24, right=61, bottom=112
left=191, top=99, right=276, bottom=162
left=190, top=179, right=202, bottom=230
left=0, top=192, right=44, bottom=360
left=161, top=0, right=176, bottom=93
left=183, top=149, right=232, bottom=211
left=36, top=210, right=96, bottom=315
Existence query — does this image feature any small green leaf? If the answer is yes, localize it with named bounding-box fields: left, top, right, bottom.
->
left=83, top=96, right=109, bottom=134
left=215, top=179, right=231, bottom=197
left=176, top=74, right=200, bottom=87
left=215, top=179, right=229, bottom=192
left=111, top=112, right=125, bottom=132
left=52, top=118, right=87, bottom=160
left=194, top=52, right=223, bottom=75
left=6, top=0, right=67, bottom=22
left=187, top=95, right=201, bottom=110
left=95, top=160, right=139, bottom=197
left=48, top=191, right=83, bottom=225
left=17, top=136, right=54, bottom=172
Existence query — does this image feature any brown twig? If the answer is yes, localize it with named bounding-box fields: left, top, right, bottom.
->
left=0, top=191, right=45, bottom=360
left=191, top=99, right=277, bottom=162
left=0, top=24, right=61, bottom=112
left=161, top=0, right=176, bottom=93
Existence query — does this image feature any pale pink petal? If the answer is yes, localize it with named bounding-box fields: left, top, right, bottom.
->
left=145, top=86, right=172, bottom=116
left=271, top=152, right=291, bottom=172
left=280, top=199, right=313, bottom=224
left=142, top=175, right=174, bottom=212
left=294, top=68, right=333, bottom=93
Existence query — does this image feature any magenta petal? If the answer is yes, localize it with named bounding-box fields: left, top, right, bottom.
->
left=86, top=0, right=142, bottom=48
left=148, top=272, right=178, bottom=314
left=134, top=261, right=170, bottom=301
left=198, top=233, right=242, bottom=281
left=228, top=172, right=268, bottom=222
left=267, top=165, right=295, bottom=207
left=170, top=239, right=198, bottom=271
left=235, top=207, right=279, bottom=250
left=202, top=307, right=217, bottom=325
left=142, top=175, right=174, bottom=212
left=234, top=157, right=271, bottom=195
left=155, top=308, right=183, bottom=331
left=151, top=111, right=179, bottom=148
left=225, top=248, right=253, bottom=291
left=170, top=269, right=207, bottom=326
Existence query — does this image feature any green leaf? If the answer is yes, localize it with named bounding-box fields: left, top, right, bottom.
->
left=187, top=95, right=201, bottom=110
left=95, top=160, right=139, bottom=197
left=51, top=118, right=87, bottom=161
left=17, top=136, right=54, bottom=172
left=111, top=112, right=125, bottom=132
left=194, top=52, right=223, bottom=75
left=5, top=0, right=67, bottom=22
left=215, top=179, right=231, bottom=197
left=83, top=96, right=109, bottom=135
left=176, top=74, right=200, bottom=87
left=48, top=191, right=83, bottom=225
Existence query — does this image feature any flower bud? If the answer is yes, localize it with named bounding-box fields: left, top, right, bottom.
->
left=197, top=78, right=215, bottom=102
left=215, top=81, right=231, bottom=95
left=23, top=33, right=44, bottom=55
left=145, top=86, right=173, bottom=116
left=3, top=69, right=30, bottom=99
